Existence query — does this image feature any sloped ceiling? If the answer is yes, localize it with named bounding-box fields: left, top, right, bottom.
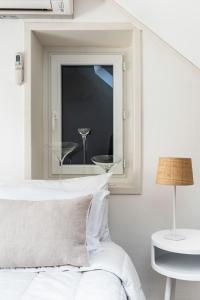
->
left=114, top=0, right=200, bottom=69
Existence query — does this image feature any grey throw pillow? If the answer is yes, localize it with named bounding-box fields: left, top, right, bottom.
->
left=0, top=195, right=92, bottom=268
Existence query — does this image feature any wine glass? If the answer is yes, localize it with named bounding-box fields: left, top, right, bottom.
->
left=91, top=155, right=121, bottom=173
left=51, top=142, right=78, bottom=178
left=78, top=128, right=91, bottom=164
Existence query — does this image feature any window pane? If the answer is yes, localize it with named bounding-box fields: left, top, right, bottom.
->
left=61, top=65, right=113, bottom=165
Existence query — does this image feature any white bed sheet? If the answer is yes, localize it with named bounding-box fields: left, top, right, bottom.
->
left=0, top=242, right=146, bottom=300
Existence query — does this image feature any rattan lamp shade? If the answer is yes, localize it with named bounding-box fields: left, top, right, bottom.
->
left=156, top=157, right=194, bottom=186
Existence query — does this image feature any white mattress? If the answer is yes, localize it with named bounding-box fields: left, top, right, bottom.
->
left=0, top=242, right=146, bottom=300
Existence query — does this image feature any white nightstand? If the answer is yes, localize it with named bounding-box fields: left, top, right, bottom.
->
left=151, top=229, right=200, bottom=300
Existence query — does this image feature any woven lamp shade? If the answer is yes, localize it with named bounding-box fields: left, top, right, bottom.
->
left=156, top=157, right=194, bottom=186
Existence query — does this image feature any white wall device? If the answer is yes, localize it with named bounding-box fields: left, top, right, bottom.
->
left=0, top=0, right=73, bottom=18
left=15, top=53, right=24, bottom=85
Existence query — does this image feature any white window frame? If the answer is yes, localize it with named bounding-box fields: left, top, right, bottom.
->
left=49, top=54, right=124, bottom=175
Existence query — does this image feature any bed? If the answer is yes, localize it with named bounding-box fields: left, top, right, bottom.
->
left=0, top=242, right=145, bottom=300
left=0, top=175, right=146, bottom=300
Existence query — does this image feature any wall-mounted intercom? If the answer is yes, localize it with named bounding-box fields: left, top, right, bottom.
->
left=15, top=52, right=24, bottom=85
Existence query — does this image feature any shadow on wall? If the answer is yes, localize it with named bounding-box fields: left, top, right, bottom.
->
left=74, top=0, right=106, bottom=17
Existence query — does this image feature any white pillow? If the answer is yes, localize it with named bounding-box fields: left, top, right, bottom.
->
left=0, top=174, right=112, bottom=251
left=0, top=196, right=92, bottom=268
left=24, top=173, right=111, bottom=192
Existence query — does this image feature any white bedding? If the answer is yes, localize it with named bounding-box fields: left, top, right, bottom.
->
left=0, top=242, right=146, bottom=300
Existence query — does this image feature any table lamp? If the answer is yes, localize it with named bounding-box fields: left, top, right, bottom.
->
left=156, top=157, right=193, bottom=241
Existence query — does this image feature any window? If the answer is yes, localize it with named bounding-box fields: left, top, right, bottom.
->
left=49, top=54, right=123, bottom=175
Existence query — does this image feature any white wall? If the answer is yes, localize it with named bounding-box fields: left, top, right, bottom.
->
left=110, top=29, right=200, bottom=300
left=114, top=0, right=200, bottom=69
left=0, top=1, right=200, bottom=299
left=0, top=20, right=24, bottom=180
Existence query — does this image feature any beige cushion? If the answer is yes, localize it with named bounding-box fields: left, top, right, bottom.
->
left=0, top=195, right=92, bottom=268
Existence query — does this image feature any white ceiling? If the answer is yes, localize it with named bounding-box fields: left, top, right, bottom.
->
left=114, top=0, right=200, bottom=69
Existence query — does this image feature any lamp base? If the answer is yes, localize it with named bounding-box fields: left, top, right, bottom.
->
left=164, top=232, right=185, bottom=241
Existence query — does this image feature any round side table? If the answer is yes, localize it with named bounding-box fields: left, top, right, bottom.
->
left=151, top=229, right=200, bottom=300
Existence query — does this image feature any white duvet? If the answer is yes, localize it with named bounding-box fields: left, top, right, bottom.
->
left=0, top=242, right=146, bottom=300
